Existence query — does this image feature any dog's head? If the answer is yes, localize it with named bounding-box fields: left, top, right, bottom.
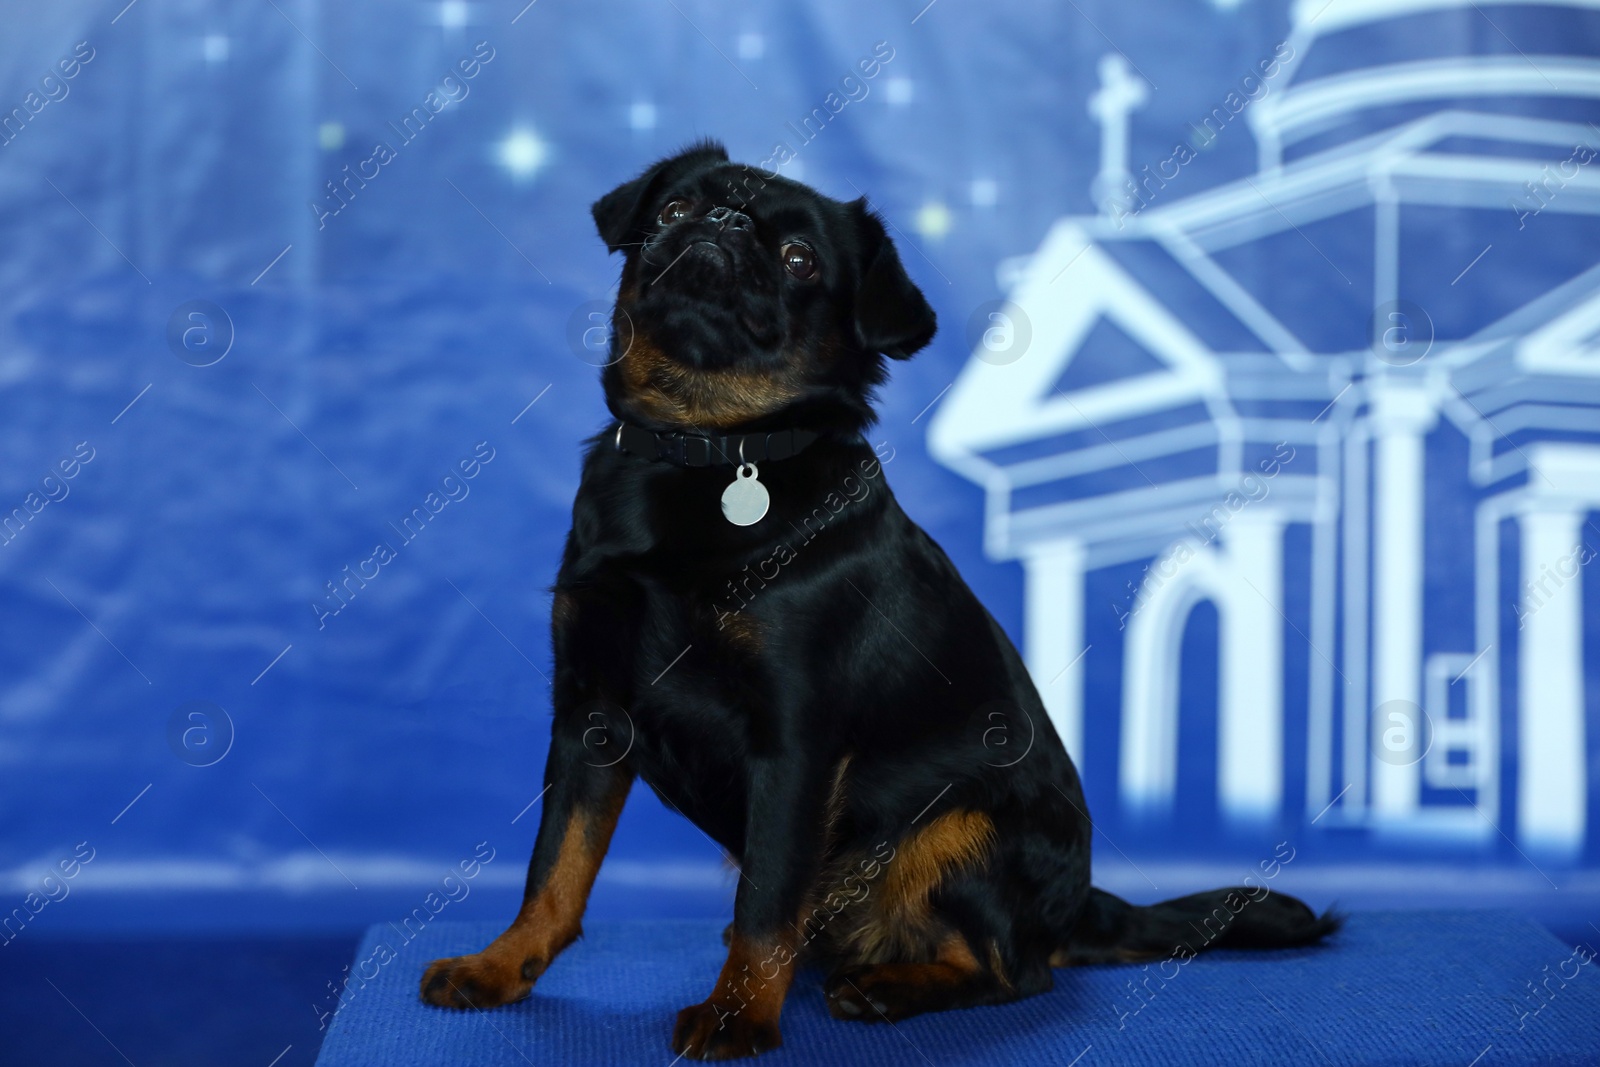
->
left=590, top=141, right=936, bottom=433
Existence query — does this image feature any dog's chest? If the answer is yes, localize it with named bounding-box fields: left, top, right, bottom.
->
left=624, top=566, right=770, bottom=724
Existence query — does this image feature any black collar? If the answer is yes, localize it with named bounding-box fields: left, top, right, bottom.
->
left=612, top=420, right=820, bottom=468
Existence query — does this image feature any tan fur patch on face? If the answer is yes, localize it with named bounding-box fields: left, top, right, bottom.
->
left=616, top=330, right=804, bottom=429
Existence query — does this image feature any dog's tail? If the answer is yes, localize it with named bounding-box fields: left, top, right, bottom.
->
left=1058, top=886, right=1341, bottom=966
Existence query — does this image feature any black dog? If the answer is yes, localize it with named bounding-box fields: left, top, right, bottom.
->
left=420, top=141, right=1338, bottom=1059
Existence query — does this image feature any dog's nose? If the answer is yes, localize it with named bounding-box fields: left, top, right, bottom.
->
left=706, top=206, right=752, bottom=232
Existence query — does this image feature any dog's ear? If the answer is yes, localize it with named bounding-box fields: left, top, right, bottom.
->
left=591, top=140, right=729, bottom=253
left=850, top=201, right=937, bottom=359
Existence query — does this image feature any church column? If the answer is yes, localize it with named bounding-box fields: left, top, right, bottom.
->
left=1024, top=540, right=1087, bottom=764
left=1517, top=502, right=1587, bottom=854
left=1219, top=512, right=1284, bottom=820
left=1369, top=380, right=1437, bottom=821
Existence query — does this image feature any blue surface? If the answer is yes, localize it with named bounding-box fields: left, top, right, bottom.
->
left=315, top=913, right=1600, bottom=1066
left=4, top=934, right=353, bottom=1067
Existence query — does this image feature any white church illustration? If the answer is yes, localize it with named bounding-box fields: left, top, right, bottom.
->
left=931, top=0, right=1600, bottom=855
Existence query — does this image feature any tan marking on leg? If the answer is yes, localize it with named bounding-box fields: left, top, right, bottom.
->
left=672, top=930, right=797, bottom=1058
left=713, top=931, right=799, bottom=1026
left=879, top=810, right=994, bottom=913
left=421, top=791, right=626, bottom=1010
left=826, top=931, right=1003, bottom=1022
left=835, top=810, right=994, bottom=964
left=507, top=807, right=616, bottom=959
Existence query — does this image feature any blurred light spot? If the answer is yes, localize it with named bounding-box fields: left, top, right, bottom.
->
left=498, top=127, right=549, bottom=181
left=970, top=178, right=998, bottom=207
left=629, top=101, right=657, bottom=131
left=738, top=33, right=764, bottom=60
left=915, top=200, right=952, bottom=240
left=437, top=0, right=470, bottom=28
left=885, top=78, right=914, bottom=106
left=203, top=35, right=229, bottom=65
left=318, top=122, right=345, bottom=151
left=779, top=157, right=804, bottom=181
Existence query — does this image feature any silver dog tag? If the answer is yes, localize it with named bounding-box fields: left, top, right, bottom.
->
left=721, top=463, right=769, bottom=526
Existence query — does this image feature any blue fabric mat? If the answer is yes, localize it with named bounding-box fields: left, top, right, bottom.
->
left=315, top=912, right=1599, bottom=1066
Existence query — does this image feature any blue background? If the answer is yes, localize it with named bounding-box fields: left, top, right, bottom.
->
left=2, top=1, right=1598, bottom=1063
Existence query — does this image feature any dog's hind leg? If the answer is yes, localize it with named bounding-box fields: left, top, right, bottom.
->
left=819, top=810, right=1054, bottom=1023
left=824, top=931, right=1025, bottom=1021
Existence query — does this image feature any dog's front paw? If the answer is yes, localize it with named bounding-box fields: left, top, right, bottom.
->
left=420, top=951, right=543, bottom=1009
left=671, top=1000, right=781, bottom=1060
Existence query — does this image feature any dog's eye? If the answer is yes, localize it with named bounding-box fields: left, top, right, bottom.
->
left=658, top=199, right=692, bottom=226
left=781, top=243, right=818, bottom=280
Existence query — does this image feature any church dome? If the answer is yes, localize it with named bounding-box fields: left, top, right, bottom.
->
left=1250, top=0, right=1600, bottom=164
